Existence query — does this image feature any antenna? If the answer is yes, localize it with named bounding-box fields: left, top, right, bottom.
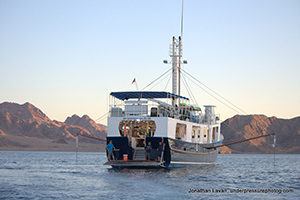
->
left=180, top=0, right=184, bottom=38
left=163, top=0, right=187, bottom=106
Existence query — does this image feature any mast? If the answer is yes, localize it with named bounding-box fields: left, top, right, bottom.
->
left=169, top=36, right=183, bottom=107
left=172, top=36, right=177, bottom=98
left=167, top=0, right=185, bottom=107
left=178, top=36, right=182, bottom=105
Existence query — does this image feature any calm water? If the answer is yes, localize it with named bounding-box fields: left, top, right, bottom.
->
left=0, top=151, right=299, bottom=200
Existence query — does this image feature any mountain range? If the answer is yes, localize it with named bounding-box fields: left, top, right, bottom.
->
left=0, top=102, right=299, bottom=153
left=220, top=114, right=300, bottom=154
left=0, top=102, right=106, bottom=152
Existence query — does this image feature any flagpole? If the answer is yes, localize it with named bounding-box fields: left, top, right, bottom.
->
left=132, top=78, right=139, bottom=91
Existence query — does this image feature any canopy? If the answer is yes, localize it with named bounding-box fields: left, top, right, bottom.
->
left=110, top=91, right=189, bottom=101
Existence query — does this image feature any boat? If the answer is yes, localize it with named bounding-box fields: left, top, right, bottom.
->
left=104, top=36, right=224, bottom=168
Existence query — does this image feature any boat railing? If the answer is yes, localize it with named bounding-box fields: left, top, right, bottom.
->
left=109, top=99, right=208, bottom=124
left=109, top=103, right=171, bottom=117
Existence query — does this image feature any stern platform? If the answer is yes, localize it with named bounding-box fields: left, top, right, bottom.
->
left=104, top=160, right=165, bottom=168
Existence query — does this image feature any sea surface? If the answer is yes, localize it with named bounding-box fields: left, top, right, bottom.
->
left=0, top=151, right=299, bottom=200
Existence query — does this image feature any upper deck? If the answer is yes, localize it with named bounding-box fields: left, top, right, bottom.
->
left=109, top=91, right=219, bottom=124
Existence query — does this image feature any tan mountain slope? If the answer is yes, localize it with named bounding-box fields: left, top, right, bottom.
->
left=221, top=115, right=300, bottom=153
left=64, top=114, right=106, bottom=140
left=0, top=102, right=106, bottom=151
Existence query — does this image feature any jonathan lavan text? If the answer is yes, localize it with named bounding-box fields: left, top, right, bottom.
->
left=188, top=188, right=293, bottom=194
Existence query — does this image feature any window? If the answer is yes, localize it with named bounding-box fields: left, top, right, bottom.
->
left=119, top=120, right=156, bottom=137
left=192, top=130, right=195, bottom=139
left=176, top=123, right=186, bottom=140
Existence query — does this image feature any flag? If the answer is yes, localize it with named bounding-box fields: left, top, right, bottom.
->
left=132, top=78, right=135, bottom=84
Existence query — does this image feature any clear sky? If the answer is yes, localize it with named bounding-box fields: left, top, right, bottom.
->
left=1, top=0, right=299, bottom=125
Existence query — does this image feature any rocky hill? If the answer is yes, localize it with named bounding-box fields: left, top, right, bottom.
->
left=220, top=115, right=300, bottom=154
left=64, top=114, right=107, bottom=140
left=0, top=102, right=107, bottom=151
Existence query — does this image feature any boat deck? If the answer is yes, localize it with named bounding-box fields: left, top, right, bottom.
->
left=104, top=160, right=164, bottom=168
